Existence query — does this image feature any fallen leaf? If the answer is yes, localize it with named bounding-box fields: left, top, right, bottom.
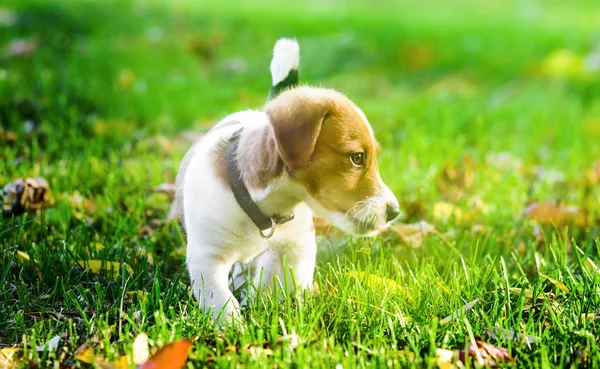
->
left=486, top=326, right=539, bottom=344
left=138, top=339, right=193, bottom=369
left=0, top=128, right=17, bottom=145
left=72, top=260, right=133, bottom=280
left=35, top=335, right=60, bottom=352
left=435, top=348, right=455, bottom=369
left=3, top=38, right=38, bottom=57
left=508, top=288, right=563, bottom=327
left=433, top=202, right=463, bottom=223
left=16, top=250, right=30, bottom=264
left=485, top=152, right=523, bottom=172
left=534, top=167, right=567, bottom=185
left=0, top=347, right=22, bottom=369
left=346, top=271, right=412, bottom=300
left=94, top=119, right=135, bottom=137
left=441, top=299, right=479, bottom=324
left=127, top=290, right=148, bottom=301
left=458, top=340, right=512, bottom=366
left=399, top=43, right=435, bottom=71
left=523, top=202, right=586, bottom=227
left=539, top=49, right=588, bottom=80
left=74, top=344, right=94, bottom=364
left=389, top=221, right=436, bottom=248
left=436, top=157, right=474, bottom=200
left=539, top=272, right=571, bottom=294
left=152, top=183, right=176, bottom=199
left=276, top=330, right=300, bottom=350
left=133, top=333, right=150, bottom=365
left=64, top=191, right=96, bottom=213
left=1, top=177, right=52, bottom=217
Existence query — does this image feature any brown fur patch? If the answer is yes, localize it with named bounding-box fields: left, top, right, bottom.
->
left=266, top=87, right=383, bottom=215
left=211, top=138, right=230, bottom=187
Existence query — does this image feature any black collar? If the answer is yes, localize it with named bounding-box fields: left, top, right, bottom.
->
left=226, top=128, right=294, bottom=238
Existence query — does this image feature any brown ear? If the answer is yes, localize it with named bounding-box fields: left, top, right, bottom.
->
left=265, top=93, right=329, bottom=170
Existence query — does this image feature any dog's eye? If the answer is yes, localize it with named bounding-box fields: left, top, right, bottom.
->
left=349, top=153, right=365, bottom=167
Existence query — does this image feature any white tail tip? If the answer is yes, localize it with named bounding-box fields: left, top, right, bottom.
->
left=270, top=38, right=299, bottom=86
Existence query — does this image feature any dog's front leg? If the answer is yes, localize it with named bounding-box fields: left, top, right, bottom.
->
left=253, top=228, right=317, bottom=295
left=278, top=230, right=317, bottom=293
left=186, top=243, right=242, bottom=325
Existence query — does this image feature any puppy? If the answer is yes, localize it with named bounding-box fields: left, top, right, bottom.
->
left=175, top=38, right=399, bottom=324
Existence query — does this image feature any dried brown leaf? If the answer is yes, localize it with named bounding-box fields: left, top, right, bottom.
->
left=1, top=177, right=52, bottom=217
left=389, top=221, right=436, bottom=248
left=0, top=128, right=17, bottom=145
left=436, top=156, right=474, bottom=200
left=458, top=340, right=512, bottom=366
left=524, top=202, right=586, bottom=227
left=152, top=183, right=176, bottom=199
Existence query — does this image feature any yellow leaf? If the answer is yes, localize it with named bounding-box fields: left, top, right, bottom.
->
left=539, top=272, right=571, bottom=294
left=0, top=348, right=22, bottom=369
left=75, top=346, right=94, bottom=364
left=102, top=355, right=130, bottom=369
left=347, top=271, right=412, bottom=301
left=434, top=202, right=463, bottom=222
left=539, top=49, right=586, bottom=80
left=127, top=290, right=148, bottom=301
left=75, top=346, right=131, bottom=369
left=436, top=348, right=455, bottom=369
left=90, top=242, right=105, bottom=251
left=72, top=260, right=133, bottom=280
left=133, top=333, right=150, bottom=365
left=16, top=251, right=30, bottom=264
left=94, top=119, right=135, bottom=137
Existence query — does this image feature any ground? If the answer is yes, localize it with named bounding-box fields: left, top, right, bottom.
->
left=1, top=0, right=600, bottom=367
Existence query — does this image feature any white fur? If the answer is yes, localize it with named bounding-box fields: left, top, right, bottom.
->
left=270, top=38, right=299, bottom=85
left=179, top=111, right=317, bottom=325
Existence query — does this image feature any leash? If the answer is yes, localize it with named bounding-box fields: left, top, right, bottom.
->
left=226, top=128, right=294, bottom=239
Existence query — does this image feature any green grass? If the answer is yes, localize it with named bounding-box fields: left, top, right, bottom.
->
left=1, top=0, right=600, bottom=367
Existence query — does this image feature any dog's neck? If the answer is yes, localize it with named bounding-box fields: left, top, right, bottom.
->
left=235, top=124, right=306, bottom=217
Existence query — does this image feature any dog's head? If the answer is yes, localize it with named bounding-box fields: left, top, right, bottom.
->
left=265, top=87, right=399, bottom=236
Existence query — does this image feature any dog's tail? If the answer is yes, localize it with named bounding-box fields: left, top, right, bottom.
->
left=268, top=38, right=299, bottom=101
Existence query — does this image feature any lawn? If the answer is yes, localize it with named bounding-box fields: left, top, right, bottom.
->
left=1, top=0, right=600, bottom=367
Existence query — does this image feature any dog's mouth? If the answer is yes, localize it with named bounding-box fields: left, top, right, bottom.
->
left=349, top=217, right=391, bottom=237
left=305, top=194, right=391, bottom=237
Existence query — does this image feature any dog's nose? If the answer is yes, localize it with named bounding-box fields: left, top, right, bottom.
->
left=385, top=203, right=400, bottom=223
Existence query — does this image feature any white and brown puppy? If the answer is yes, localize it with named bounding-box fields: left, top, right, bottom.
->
left=175, top=38, right=399, bottom=324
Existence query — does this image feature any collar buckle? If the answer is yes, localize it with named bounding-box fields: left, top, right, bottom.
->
left=227, top=128, right=295, bottom=239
